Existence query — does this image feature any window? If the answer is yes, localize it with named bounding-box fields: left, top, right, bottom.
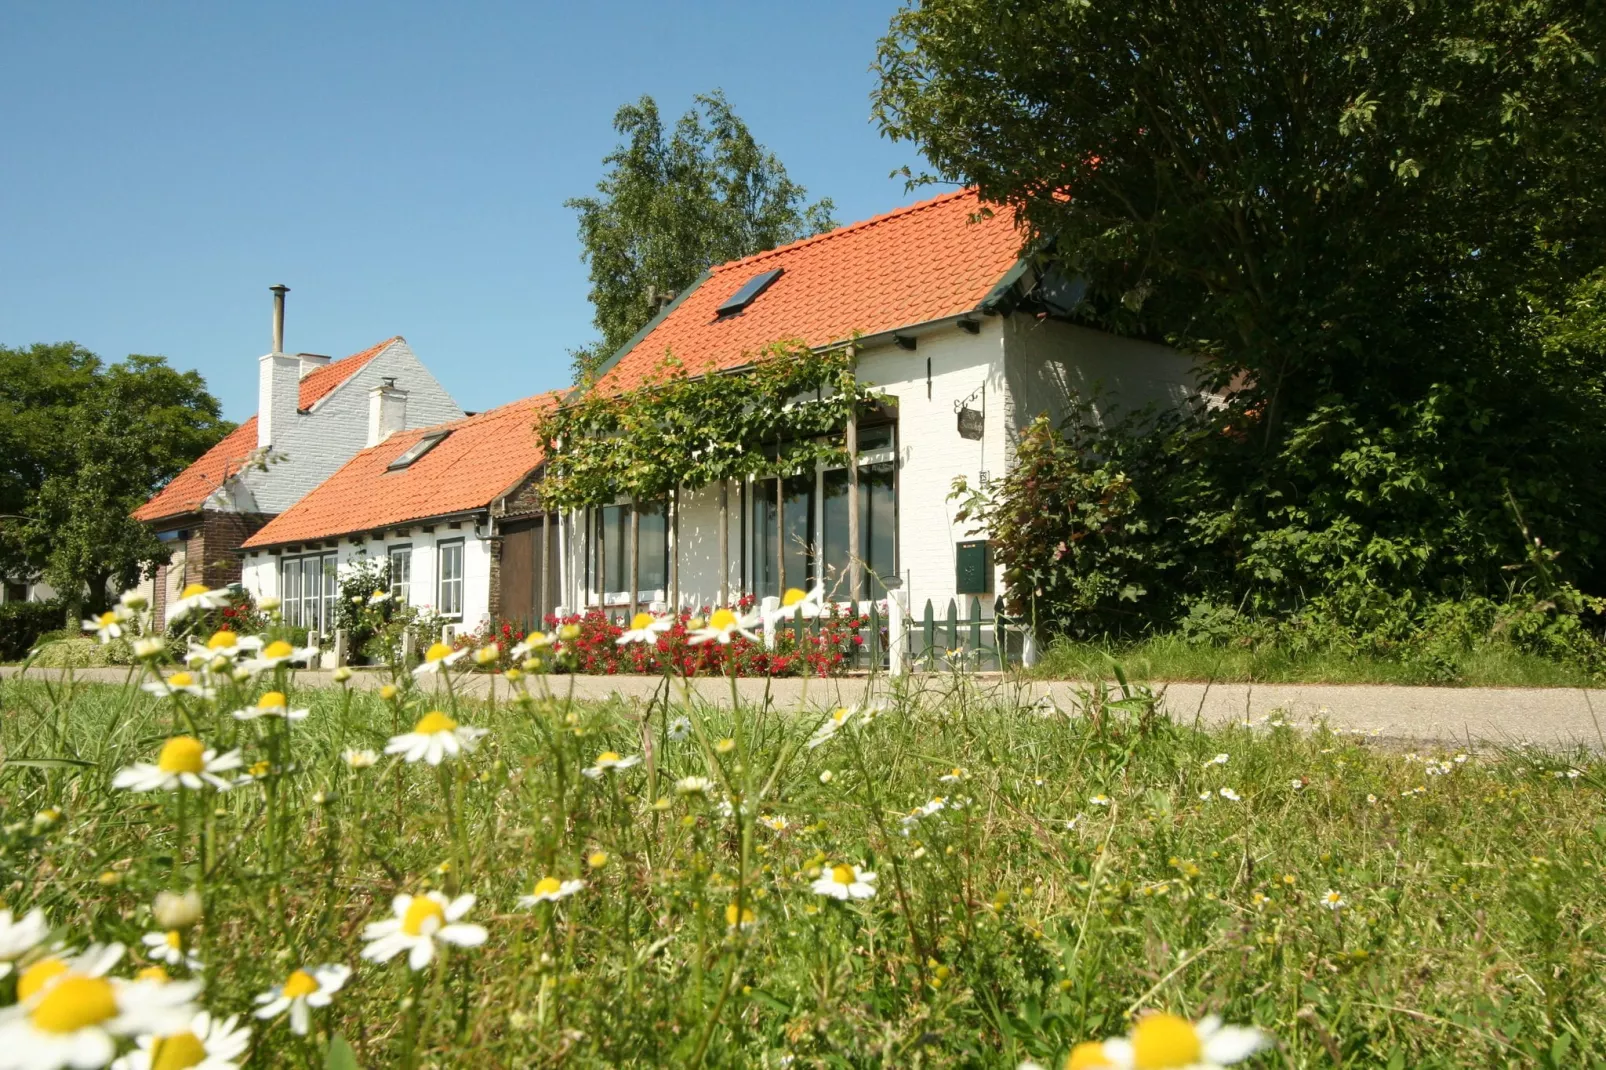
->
left=438, top=540, right=464, bottom=618
left=388, top=546, right=412, bottom=604
left=279, top=553, right=337, bottom=635
left=3, top=582, right=27, bottom=603
left=750, top=473, right=816, bottom=599
left=588, top=502, right=668, bottom=604
left=716, top=268, right=784, bottom=316
left=388, top=431, right=451, bottom=471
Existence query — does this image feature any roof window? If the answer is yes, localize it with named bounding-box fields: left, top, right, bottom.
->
left=387, top=431, right=450, bottom=471
left=715, top=268, right=784, bottom=317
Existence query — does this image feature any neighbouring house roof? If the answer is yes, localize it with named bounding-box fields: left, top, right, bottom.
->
left=590, top=188, right=1028, bottom=394
left=240, top=392, right=563, bottom=549
left=133, top=338, right=401, bottom=524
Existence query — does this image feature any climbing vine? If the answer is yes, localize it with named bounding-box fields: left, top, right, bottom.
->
left=535, top=340, right=882, bottom=510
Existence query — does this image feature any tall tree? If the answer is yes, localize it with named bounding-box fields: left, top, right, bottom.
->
left=1, top=347, right=230, bottom=614
left=567, top=91, right=837, bottom=382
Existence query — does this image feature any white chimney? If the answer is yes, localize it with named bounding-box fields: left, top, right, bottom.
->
left=367, top=377, right=408, bottom=446
left=258, top=285, right=300, bottom=448
left=297, top=353, right=331, bottom=380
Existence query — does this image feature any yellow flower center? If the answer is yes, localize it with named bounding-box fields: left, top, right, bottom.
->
left=831, top=864, right=857, bottom=886
left=206, top=630, right=238, bottom=650
left=17, top=958, right=68, bottom=1001
left=28, top=975, right=118, bottom=1034
left=402, top=897, right=446, bottom=936
left=150, top=1031, right=208, bottom=1070
left=1131, top=1013, right=1202, bottom=1069
left=281, top=969, right=320, bottom=999
left=96, top=612, right=118, bottom=628
left=136, top=965, right=170, bottom=984
left=782, top=588, right=807, bottom=606
left=413, top=711, right=458, bottom=735
left=168, top=672, right=194, bottom=688
left=1067, top=1041, right=1115, bottom=1070
left=164, top=930, right=182, bottom=949
left=531, top=877, right=562, bottom=897
left=709, top=609, right=737, bottom=630
left=425, top=642, right=454, bottom=663
left=257, top=691, right=287, bottom=711
left=179, top=584, right=209, bottom=600
left=724, top=903, right=755, bottom=926
left=596, top=751, right=621, bottom=765
left=157, top=736, right=206, bottom=775
left=262, top=640, right=293, bottom=659
left=831, top=707, right=850, bottom=725
left=249, top=760, right=271, bottom=777
left=380, top=684, right=399, bottom=700
left=630, top=612, right=655, bottom=630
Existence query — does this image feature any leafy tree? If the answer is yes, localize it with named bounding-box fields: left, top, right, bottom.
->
left=567, top=91, right=837, bottom=382
left=874, top=0, right=1606, bottom=625
left=1, top=347, right=230, bottom=615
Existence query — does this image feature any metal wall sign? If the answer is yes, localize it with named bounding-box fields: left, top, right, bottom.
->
left=955, top=383, right=985, bottom=440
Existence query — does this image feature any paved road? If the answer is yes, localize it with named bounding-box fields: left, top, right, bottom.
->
left=4, top=666, right=1603, bottom=749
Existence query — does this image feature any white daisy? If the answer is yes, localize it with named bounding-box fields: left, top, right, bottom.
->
left=1089, top=794, right=1111, bottom=807
left=0, top=944, right=200, bottom=1070
left=1206, top=753, right=1230, bottom=766
left=167, top=584, right=230, bottom=622
left=361, top=892, right=487, bottom=971
left=111, top=1009, right=250, bottom=1070
left=616, top=612, right=672, bottom=646
left=140, top=673, right=214, bottom=700
left=186, top=630, right=262, bottom=661
left=412, top=642, right=467, bottom=676
left=367, top=590, right=391, bottom=606
left=1322, top=890, right=1345, bottom=911
left=812, top=863, right=876, bottom=901
left=119, top=590, right=149, bottom=614
left=342, top=749, right=379, bottom=770
left=112, top=738, right=242, bottom=793
left=384, top=712, right=488, bottom=765
left=763, top=585, right=824, bottom=627
left=0, top=909, right=49, bottom=979
left=687, top=607, right=762, bottom=646
left=138, top=932, right=201, bottom=972
left=131, top=637, right=165, bottom=661
left=1097, top=1012, right=1270, bottom=1069
left=759, top=815, right=790, bottom=832
left=252, top=963, right=349, bottom=1037
left=81, top=611, right=125, bottom=645
left=581, top=751, right=642, bottom=779
left=807, top=707, right=855, bottom=749
left=240, top=640, right=319, bottom=675
left=517, top=878, right=585, bottom=907
left=937, top=767, right=968, bottom=784
left=1219, top=787, right=1242, bottom=802
left=668, top=717, right=692, bottom=742
left=509, top=632, right=555, bottom=659
left=230, top=691, right=310, bottom=722
left=675, top=776, right=715, bottom=796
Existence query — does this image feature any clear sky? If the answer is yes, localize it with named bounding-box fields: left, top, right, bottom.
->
left=0, top=1, right=928, bottom=421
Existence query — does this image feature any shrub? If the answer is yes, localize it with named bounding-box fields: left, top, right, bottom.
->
left=0, top=599, right=66, bottom=661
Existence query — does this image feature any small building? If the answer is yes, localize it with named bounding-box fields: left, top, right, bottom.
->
left=559, top=188, right=1201, bottom=623
left=130, top=287, right=463, bottom=629
left=236, top=393, right=563, bottom=639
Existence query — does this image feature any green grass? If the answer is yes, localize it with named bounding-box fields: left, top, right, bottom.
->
left=1035, top=633, right=1603, bottom=688
left=2, top=667, right=1604, bottom=1067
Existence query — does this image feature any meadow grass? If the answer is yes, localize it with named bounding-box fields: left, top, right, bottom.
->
left=1, top=664, right=1603, bottom=1068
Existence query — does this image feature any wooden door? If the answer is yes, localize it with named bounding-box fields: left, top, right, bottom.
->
left=500, top=516, right=558, bottom=627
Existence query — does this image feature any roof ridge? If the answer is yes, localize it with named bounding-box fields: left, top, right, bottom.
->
left=375, top=390, right=561, bottom=444
left=712, top=187, right=979, bottom=276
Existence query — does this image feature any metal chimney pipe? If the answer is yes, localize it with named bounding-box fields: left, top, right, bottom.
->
left=269, top=284, right=290, bottom=354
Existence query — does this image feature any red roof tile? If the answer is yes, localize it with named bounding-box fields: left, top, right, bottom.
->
left=133, top=338, right=400, bottom=523
left=593, top=188, right=1026, bottom=394
left=240, top=392, right=562, bottom=548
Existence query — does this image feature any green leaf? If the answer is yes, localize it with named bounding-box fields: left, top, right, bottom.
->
left=325, top=1033, right=359, bottom=1070
left=1, top=757, right=95, bottom=770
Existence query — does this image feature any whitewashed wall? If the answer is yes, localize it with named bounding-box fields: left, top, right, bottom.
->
left=1002, top=316, right=1199, bottom=434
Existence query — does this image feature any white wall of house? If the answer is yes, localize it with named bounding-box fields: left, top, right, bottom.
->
left=240, top=519, right=494, bottom=639
left=232, top=340, right=464, bottom=516
left=1002, top=315, right=1199, bottom=435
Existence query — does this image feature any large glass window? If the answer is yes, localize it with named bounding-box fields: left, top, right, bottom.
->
left=751, top=473, right=817, bottom=599
left=438, top=540, right=464, bottom=618
left=279, top=553, right=337, bottom=635
left=636, top=501, right=667, bottom=596
left=590, top=502, right=667, bottom=603
left=388, top=546, right=412, bottom=604
left=822, top=461, right=896, bottom=599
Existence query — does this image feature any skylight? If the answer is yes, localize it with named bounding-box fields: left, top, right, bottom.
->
left=715, top=268, right=784, bottom=317
left=387, top=431, right=450, bottom=471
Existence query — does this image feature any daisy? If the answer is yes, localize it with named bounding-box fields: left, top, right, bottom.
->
left=616, top=612, right=672, bottom=646
left=518, top=878, right=585, bottom=907
left=167, top=584, right=230, bottom=622
left=668, top=717, right=692, bottom=742
left=687, top=607, right=762, bottom=646
left=0, top=945, right=200, bottom=1070
left=1089, top=794, right=1111, bottom=807
left=763, top=585, right=824, bottom=627
left=807, top=707, right=854, bottom=749
left=138, top=931, right=201, bottom=972
left=361, top=892, right=487, bottom=971
left=412, top=642, right=467, bottom=676
left=119, top=590, right=149, bottom=614
left=110, top=1009, right=250, bottom=1070
left=343, top=749, right=379, bottom=770
left=189, top=630, right=262, bottom=660
left=231, top=691, right=310, bottom=722
left=367, top=590, right=390, bottom=606
left=724, top=903, right=758, bottom=930
left=938, top=767, right=968, bottom=783
left=759, top=815, right=790, bottom=832
left=140, top=673, right=214, bottom=700
left=675, top=776, right=715, bottom=796
left=385, top=711, right=488, bottom=765
left=0, top=909, right=48, bottom=978
left=241, top=640, right=319, bottom=675
left=1322, top=890, right=1345, bottom=911
left=1205, top=753, right=1229, bottom=766
left=1219, top=788, right=1241, bottom=802
left=112, top=738, right=242, bottom=793
left=510, top=632, right=554, bottom=659
left=131, top=637, right=165, bottom=661
left=252, top=963, right=349, bottom=1037
left=81, top=611, right=124, bottom=644
left=1096, top=1012, right=1271, bottom=1069
left=473, top=643, right=501, bottom=667
left=581, top=751, right=641, bottom=779
left=812, top=863, right=876, bottom=901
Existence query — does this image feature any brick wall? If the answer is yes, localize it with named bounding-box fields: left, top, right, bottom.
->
left=198, top=511, right=273, bottom=589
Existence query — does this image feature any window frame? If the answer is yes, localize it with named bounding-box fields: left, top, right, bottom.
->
left=387, top=544, right=412, bottom=605
left=437, top=539, right=465, bottom=619
left=278, top=551, right=338, bottom=635
left=587, top=500, right=670, bottom=607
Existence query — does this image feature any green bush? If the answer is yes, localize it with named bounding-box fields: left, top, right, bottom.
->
left=0, top=599, right=67, bottom=661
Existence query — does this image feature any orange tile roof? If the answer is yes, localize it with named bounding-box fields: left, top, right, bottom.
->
left=593, top=188, right=1027, bottom=394
left=133, top=338, right=400, bottom=523
left=241, top=392, right=562, bottom=548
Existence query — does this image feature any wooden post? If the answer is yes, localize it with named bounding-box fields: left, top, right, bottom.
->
left=775, top=473, right=785, bottom=592
left=629, top=504, right=640, bottom=623
left=845, top=345, right=860, bottom=605
left=718, top=479, right=729, bottom=607
left=668, top=487, right=679, bottom=611
left=539, top=511, right=550, bottom=624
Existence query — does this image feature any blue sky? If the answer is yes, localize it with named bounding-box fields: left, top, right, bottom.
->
left=0, top=1, right=927, bottom=421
